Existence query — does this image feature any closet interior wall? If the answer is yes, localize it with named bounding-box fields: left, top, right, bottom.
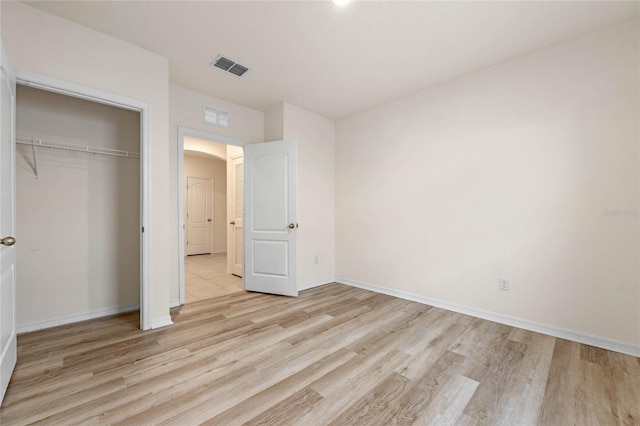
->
left=15, top=85, right=140, bottom=331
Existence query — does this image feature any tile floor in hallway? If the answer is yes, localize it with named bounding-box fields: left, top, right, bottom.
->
left=185, top=253, right=244, bottom=303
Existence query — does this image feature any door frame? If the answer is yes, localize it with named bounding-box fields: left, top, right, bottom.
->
left=177, top=126, right=245, bottom=306
left=185, top=176, right=214, bottom=256
left=15, top=70, right=152, bottom=330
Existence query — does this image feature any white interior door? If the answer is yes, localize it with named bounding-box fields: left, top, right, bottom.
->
left=229, top=155, right=243, bottom=277
left=0, top=43, right=17, bottom=405
left=186, top=177, right=212, bottom=255
left=244, top=140, right=297, bottom=297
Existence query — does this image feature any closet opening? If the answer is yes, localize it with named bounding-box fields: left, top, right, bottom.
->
left=14, top=76, right=149, bottom=331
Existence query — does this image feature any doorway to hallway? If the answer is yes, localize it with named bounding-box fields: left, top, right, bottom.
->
left=178, top=126, right=245, bottom=305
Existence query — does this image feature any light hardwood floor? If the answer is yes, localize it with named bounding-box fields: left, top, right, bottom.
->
left=1, top=283, right=638, bottom=425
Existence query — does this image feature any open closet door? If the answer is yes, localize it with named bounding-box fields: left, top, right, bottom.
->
left=244, top=140, right=298, bottom=297
left=0, top=42, right=17, bottom=405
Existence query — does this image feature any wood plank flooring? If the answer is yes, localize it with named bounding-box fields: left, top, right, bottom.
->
left=1, top=283, right=638, bottom=425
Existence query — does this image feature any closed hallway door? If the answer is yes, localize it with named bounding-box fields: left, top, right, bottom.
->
left=229, top=155, right=243, bottom=277
left=186, top=176, right=213, bottom=255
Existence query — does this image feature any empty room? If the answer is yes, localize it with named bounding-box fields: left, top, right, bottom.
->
left=0, top=1, right=638, bottom=425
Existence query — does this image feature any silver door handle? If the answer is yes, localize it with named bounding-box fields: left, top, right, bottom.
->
left=1, top=236, right=16, bottom=246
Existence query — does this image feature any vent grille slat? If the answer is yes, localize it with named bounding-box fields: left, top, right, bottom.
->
left=213, top=57, right=235, bottom=71
left=228, top=64, right=249, bottom=77
left=211, top=55, right=249, bottom=78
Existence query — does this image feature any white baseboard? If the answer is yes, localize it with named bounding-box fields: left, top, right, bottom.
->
left=299, top=277, right=335, bottom=291
left=170, top=298, right=182, bottom=308
left=151, top=316, right=174, bottom=329
left=336, top=277, right=640, bottom=358
left=17, top=303, right=140, bottom=334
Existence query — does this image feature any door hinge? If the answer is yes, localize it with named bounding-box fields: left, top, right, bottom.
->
left=141, top=226, right=145, bottom=233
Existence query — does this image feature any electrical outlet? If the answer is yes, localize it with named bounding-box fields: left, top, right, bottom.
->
left=314, top=255, right=319, bottom=265
left=499, top=278, right=510, bottom=291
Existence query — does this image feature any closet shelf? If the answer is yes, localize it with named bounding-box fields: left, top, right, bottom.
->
left=16, top=137, right=140, bottom=159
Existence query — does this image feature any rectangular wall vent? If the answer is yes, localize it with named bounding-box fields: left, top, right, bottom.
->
left=203, top=105, right=229, bottom=127
left=211, top=55, right=249, bottom=77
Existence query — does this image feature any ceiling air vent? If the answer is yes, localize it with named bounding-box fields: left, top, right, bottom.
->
left=211, top=55, right=249, bottom=77
left=228, top=63, right=249, bottom=77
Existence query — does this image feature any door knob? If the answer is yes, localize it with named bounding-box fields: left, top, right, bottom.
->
left=208, top=219, right=212, bottom=222
left=1, top=236, right=16, bottom=246
left=230, top=221, right=235, bottom=225
left=288, top=223, right=295, bottom=229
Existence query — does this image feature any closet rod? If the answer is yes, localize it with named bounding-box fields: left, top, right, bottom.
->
left=16, top=137, right=140, bottom=159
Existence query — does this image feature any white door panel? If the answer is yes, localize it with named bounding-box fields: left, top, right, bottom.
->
left=0, top=42, right=17, bottom=405
left=253, top=240, right=288, bottom=276
left=244, top=140, right=297, bottom=297
left=252, top=153, right=288, bottom=231
left=187, top=177, right=212, bottom=255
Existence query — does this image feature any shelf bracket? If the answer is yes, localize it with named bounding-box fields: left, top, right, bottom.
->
left=31, top=142, right=39, bottom=179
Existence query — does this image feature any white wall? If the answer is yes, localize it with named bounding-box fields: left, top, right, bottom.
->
left=170, top=83, right=264, bottom=145
left=280, top=103, right=336, bottom=289
left=15, top=86, right=140, bottom=329
left=336, top=20, right=640, bottom=347
left=264, top=103, right=284, bottom=141
left=184, top=153, right=227, bottom=254
left=2, top=1, right=172, bottom=326
left=227, top=145, right=243, bottom=158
